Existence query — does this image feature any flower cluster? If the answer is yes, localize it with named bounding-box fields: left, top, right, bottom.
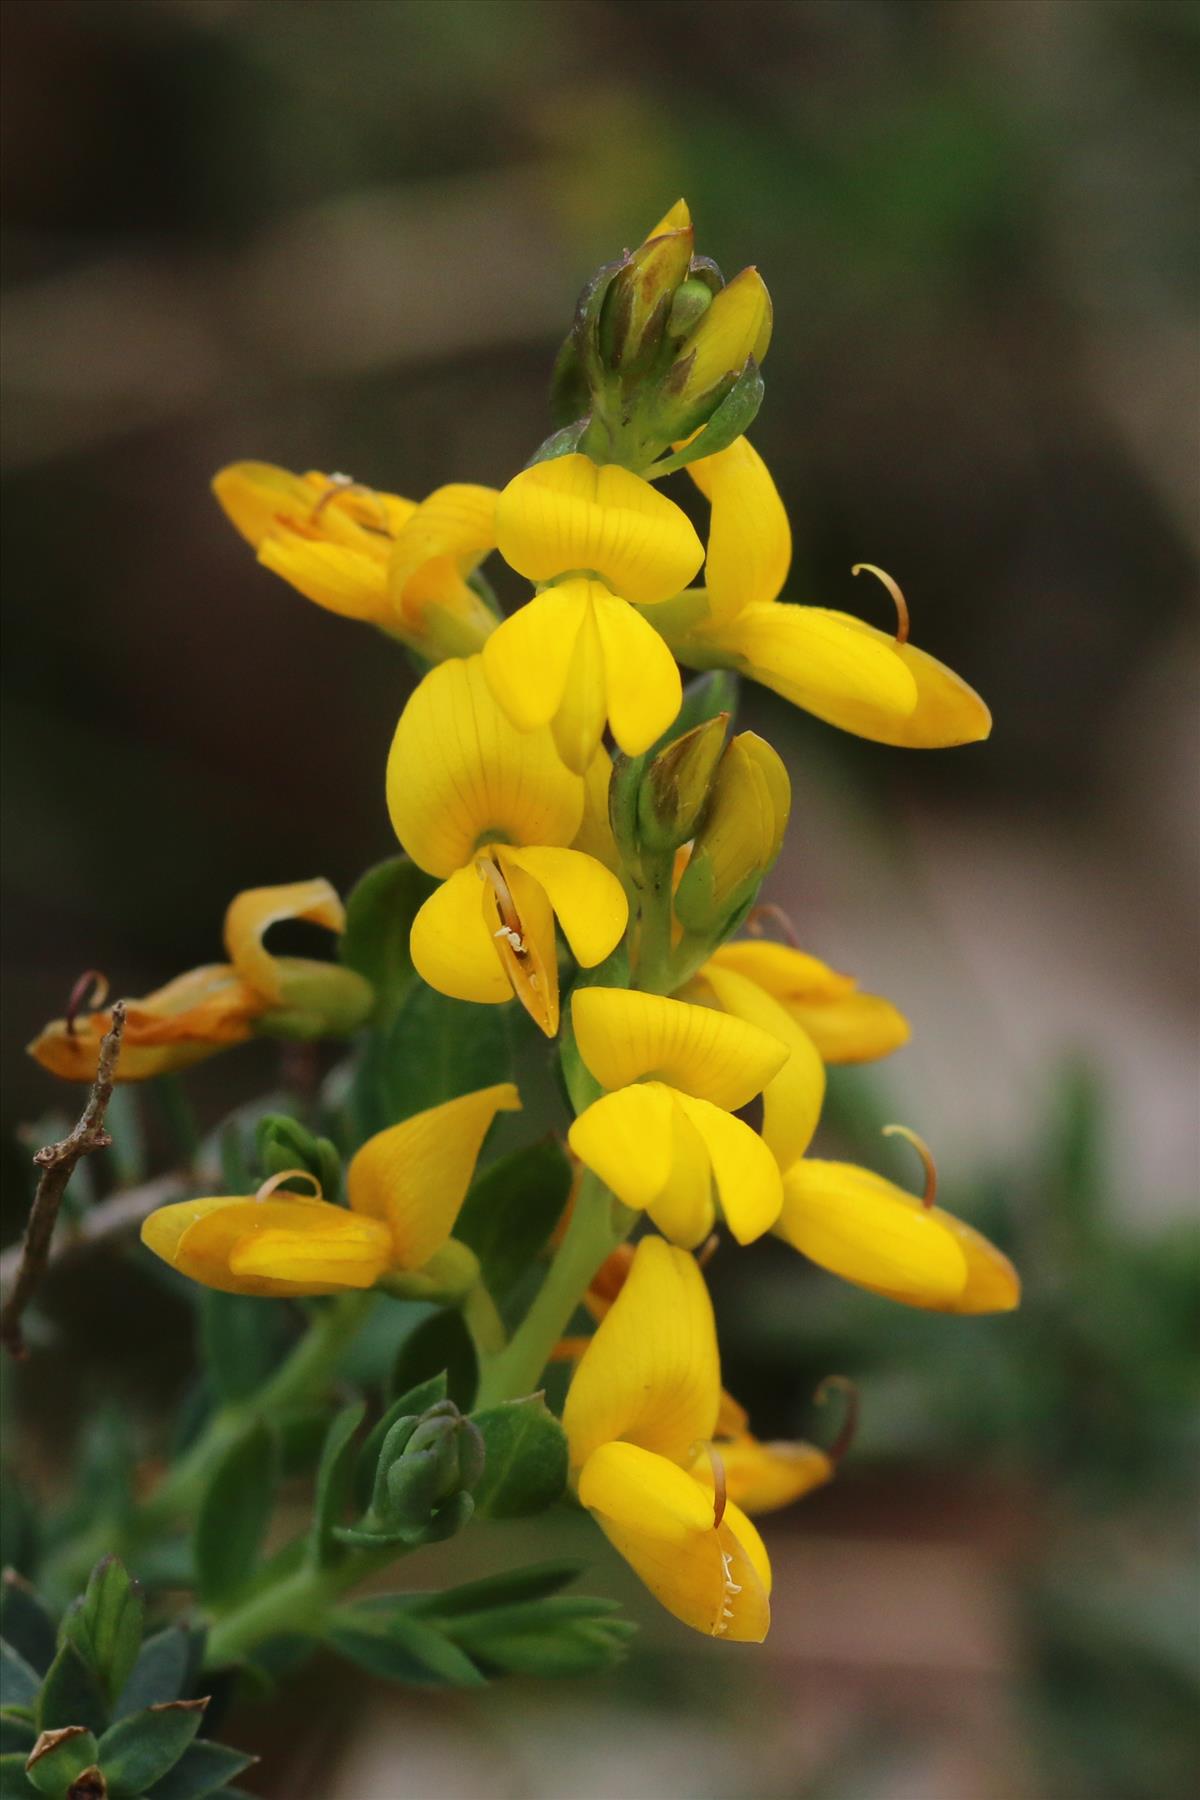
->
left=32, top=200, right=1017, bottom=1650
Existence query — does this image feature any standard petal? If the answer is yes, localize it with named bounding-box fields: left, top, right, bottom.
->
left=578, top=1441, right=771, bottom=1642
left=777, top=1161, right=969, bottom=1305
left=688, top=437, right=790, bottom=620
left=495, top=455, right=703, bottom=604
left=592, top=585, right=683, bottom=756
left=708, top=940, right=856, bottom=1000
left=571, top=987, right=787, bottom=1109
left=563, top=1235, right=719, bottom=1469
left=697, top=961, right=825, bottom=1169
left=387, top=656, right=583, bottom=877
left=481, top=585, right=586, bottom=731
left=410, top=868, right=513, bottom=1005
left=671, top=1091, right=784, bottom=1244
left=720, top=604, right=920, bottom=729
left=347, top=1083, right=521, bottom=1269
left=154, top=1196, right=391, bottom=1297
left=499, top=844, right=628, bottom=969
left=223, top=879, right=345, bottom=1006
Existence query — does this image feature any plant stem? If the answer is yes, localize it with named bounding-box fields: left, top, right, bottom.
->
left=203, top=1541, right=398, bottom=1668
left=473, top=1173, right=629, bottom=1408
left=632, top=849, right=676, bottom=994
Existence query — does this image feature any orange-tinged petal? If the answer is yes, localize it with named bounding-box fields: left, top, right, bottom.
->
left=496, top=454, right=703, bottom=604
left=867, top=1210, right=1021, bottom=1315
left=480, top=850, right=560, bottom=1036
left=563, top=1235, right=719, bottom=1469
left=697, top=961, right=825, bottom=1169
left=777, top=1160, right=969, bottom=1305
left=257, top=535, right=391, bottom=625
left=571, top=987, right=787, bottom=1109
left=347, top=1083, right=521, bottom=1269
left=688, top=437, right=791, bottom=620
left=223, top=879, right=345, bottom=1007
left=145, top=1195, right=392, bottom=1297
left=498, top=844, right=628, bottom=970
left=387, top=483, right=497, bottom=618
left=707, top=940, right=909, bottom=1063
left=707, top=940, right=857, bottom=1002
left=410, top=867, right=513, bottom=1006
left=592, top=585, right=683, bottom=756
left=578, top=1441, right=770, bottom=1642
left=28, top=965, right=261, bottom=1083
left=387, top=657, right=583, bottom=878
left=212, top=462, right=324, bottom=548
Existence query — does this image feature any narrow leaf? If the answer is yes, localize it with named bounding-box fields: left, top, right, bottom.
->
left=98, top=1700, right=207, bottom=1798
left=455, top=1141, right=571, bottom=1304
left=144, top=1738, right=258, bottom=1799
left=0, top=1644, right=39, bottom=1712
left=60, top=1558, right=143, bottom=1707
left=308, top=1401, right=366, bottom=1570
left=391, top=1316, right=477, bottom=1413
left=36, top=1642, right=108, bottom=1736
left=405, top=1560, right=585, bottom=1620
left=194, top=1424, right=276, bottom=1607
left=113, top=1626, right=190, bottom=1719
left=327, top=1610, right=484, bottom=1689
left=0, top=1583, right=54, bottom=1681
left=339, top=858, right=437, bottom=1029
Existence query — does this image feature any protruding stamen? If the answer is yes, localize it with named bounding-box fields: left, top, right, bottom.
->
left=815, top=1373, right=860, bottom=1466
left=696, top=1232, right=720, bottom=1270
left=746, top=902, right=800, bottom=947
left=882, top=1122, right=938, bottom=1209
left=477, top=855, right=528, bottom=961
left=254, top=1168, right=323, bottom=1204
left=65, top=970, right=109, bottom=1036
left=852, top=562, right=910, bottom=646
left=312, top=473, right=391, bottom=533
left=704, top=1442, right=728, bottom=1528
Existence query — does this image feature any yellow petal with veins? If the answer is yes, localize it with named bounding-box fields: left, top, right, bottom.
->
left=571, top=746, right=622, bottom=875
left=223, top=879, right=345, bottom=1006
left=697, top=961, right=825, bottom=1168
left=674, top=268, right=773, bottom=400
left=387, top=657, right=583, bottom=877
left=807, top=616, right=993, bottom=748
left=777, top=1161, right=969, bottom=1305
left=257, top=535, right=391, bottom=625
left=498, top=845, right=628, bottom=969
left=571, top=987, right=787, bottom=1109
left=347, top=1083, right=521, bottom=1269
left=563, top=1235, right=719, bottom=1469
left=410, top=867, right=513, bottom=1006
left=709, top=940, right=856, bottom=1000
left=688, top=437, right=790, bottom=621
left=387, top=483, right=497, bottom=622
left=568, top=1083, right=715, bottom=1248
left=496, top=455, right=703, bottom=605
left=482, top=586, right=586, bottom=731
left=144, top=1195, right=392, bottom=1297
left=708, top=940, right=909, bottom=1063
left=670, top=1091, right=783, bottom=1243
left=713, top=603, right=920, bottom=727
left=578, top=1441, right=771, bottom=1642
left=592, top=584, right=683, bottom=755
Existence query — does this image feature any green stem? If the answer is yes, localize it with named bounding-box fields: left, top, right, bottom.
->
left=474, top=1173, right=630, bottom=1408
left=461, top=1281, right=507, bottom=1358
left=203, top=1541, right=399, bottom=1668
left=632, top=850, right=676, bottom=994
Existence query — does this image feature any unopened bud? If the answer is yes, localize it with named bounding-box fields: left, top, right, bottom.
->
left=255, top=959, right=374, bottom=1039
left=658, top=268, right=773, bottom=438
left=675, top=732, right=790, bottom=937
left=258, top=1113, right=343, bottom=1199
left=376, top=1237, right=481, bottom=1304
left=599, top=225, right=695, bottom=377
left=636, top=714, right=729, bottom=852
left=666, top=277, right=714, bottom=341
left=370, top=1399, right=486, bottom=1539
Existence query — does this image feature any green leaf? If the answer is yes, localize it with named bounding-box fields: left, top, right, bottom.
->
left=327, top=1607, right=484, bottom=1688
left=307, top=1401, right=365, bottom=1570
left=455, top=1141, right=571, bottom=1305
left=199, top=1293, right=292, bottom=1409
left=194, top=1424, right=276, bottom=1607
left=144, top=1738, right=258, bottom=1799
left=0, top=1751, right=36, bottom=1799
left=0, top=1582, right=55, bottom=1680
left=456, top=1606, right=637, bottom=1678
left=354, top=1375, right=447, bottom=1512
left=113, top=1627, right=189, bottom=1719
left=390, top=983, right=515, bottom=1123
left=648, top=359, right=765, bottom=475
left=407, top=1560, right=585, bottom=1619
left=60, top=1559, right=143, bottom=1708
left=23, top=1726, right=100, bottom=1796
left=391, top=1315, right=477, bottom=1413
left=469, top=1397, right=568, bottom=1519
left=339, top=858, right=437, bottom=1029
left=0, top=1645, right=39, bottom=1712
left=0, top=1715, right=36, bottom=1759
left=98, top=1701, right=207, bottom=1798
left=36, top=1642, right=108, bottom=1735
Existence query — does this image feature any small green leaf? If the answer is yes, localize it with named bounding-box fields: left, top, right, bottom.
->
left=0, top=1581, right=55, bottom=1679
left=307, top=1401, right=366, bottom=1569
left=194, top=1424, right=276, bottom=1607
left=23, top=1726, right=100, bottom=1797
left=354, top=1376, right=447, bottom=1513
left=407, top=1560, right=584, bottom=1619
left=383, top=985, right=514, bottom=1125
left=328, top=1608, right=484, bottom=1688
left=457, top=1607, right=637, bottom=1678
left=113, top=1627, right=189, bottom=1720
left=0, top=1714, right=36, bottom=1758
left=199, top=1293, right=291, bottom=1407
left=469, top=1397, right=568, bottom=1519
left=36, top=1641, right=108, bottom=1736
left=455, top=1141, right=571, bottom=1304
left=648, top=359, right=764, bottom=475
left=98, top=1700, right=207, bottom=1798
left=339, top=858, right=437, bottom=1029
left=60, top=1559, right=143, bottom=1708
left=0, top=1750, right=36, bottom=1799
left=0, top=1644, right=39, bottom=1712
left=391, top=1315, right=477, bottom=1413
left=144, top=1738, right=258, bottom=1799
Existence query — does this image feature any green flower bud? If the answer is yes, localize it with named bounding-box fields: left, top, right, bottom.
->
left=674, top=731, right=790, bottom=938
left=598, top=224, right=695, bottom=378
left=369, top=1399, right=485, bottom=1540
left=666, top=276, right=714, bottom=341
left=257, top=1113, right=343, bottom=1199
left=636, top=713, right=729, bottom=853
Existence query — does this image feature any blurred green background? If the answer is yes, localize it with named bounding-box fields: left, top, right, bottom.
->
left=2, top=2, right=1197, bottom=1796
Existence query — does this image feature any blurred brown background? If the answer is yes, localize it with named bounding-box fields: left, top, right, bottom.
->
left=3, top=3, right=1197, bottom=1797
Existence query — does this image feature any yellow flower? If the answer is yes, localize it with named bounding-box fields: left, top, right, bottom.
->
left=667, top=266, right=773, bottom=409
left=703, top=939, right=911, bottom=1065
left=141, top=1083, right=519, bottom=1296
left=567, top=987, right=787, bottom=1246
left=484, top=454, right=704, bottom=772
left=655, top=443, right=991, bottom=748
left=774, top=1127, right=1020, bottom=1314
left=212, top=462, right=498, bottom=660
left=28, top=880, right=373, bottom=1083
left=562, top=1235, right=772, bottom=1641
left=387, top=658, right=628, bottom=1037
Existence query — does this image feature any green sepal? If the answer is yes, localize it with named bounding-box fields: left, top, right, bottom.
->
left=0, top=1644, right=39, bottom=1713
left=58, top=1557, right=143, bottom=1712
left=644, top=359, right=765, bottom=478
left=454, top=1141, right=571, bottom=1305
left=526, top=419, right=588, bottom=467
left=338, top=858, right=437, bottom=1030
left=142, top=1738, right=257, bottom=1799
left=193, top=1425, right=276, bottom=1607
left=97, top=1700, right=207, bottom=1798
left=307, top=1401, right=366, bottom=1571
left=0, top=1582, right=55, bottom=1680
left=36, top=1642, right=108, bottom=1737
left=113, top=1627, right=190, bottom=1720
left=375, top=1240, right=480, bottom=1305
left=354, top=1375, right=447, bottom=1513
left=468, top=1396, right=568, bottom=1520
left=23, top=1726, right=99, bottom=1796
left=327, top=1604, right=485, bottom=1688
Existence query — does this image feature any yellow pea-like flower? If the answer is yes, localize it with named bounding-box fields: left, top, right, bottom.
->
left=141, top=1083, right=519, bottom=1296
left=387, top=658, right=628, bottom=1037
left=212, top=462, right=498, bottom=660
left=563, top=1236, right=772, bottom=1642
left=28, top=880, right=373, bottom=1083
left=705, top=939, right=911, bottom=1065
left=669, top=266, right=773, bottom=406
left=567, top=989, right=787, bottom=1245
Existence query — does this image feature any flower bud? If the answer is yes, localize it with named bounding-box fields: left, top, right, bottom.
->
left=656, top=268, right=773, bottom=439
left=370, top=1399, right=486, bottom=1540
left=598, top=224, right=695, bottom=378
left=636, top=713, right=729, bottom=853
left=666, top=276, right=714, bottom=341
left=257, top=1113, right=343, bottom=1200
left=674, top=732, right=790, bottom=938
left=253, top=958, right=374, bottom=1039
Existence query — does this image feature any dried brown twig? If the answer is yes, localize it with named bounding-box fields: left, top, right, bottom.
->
left=0, top=1002, right=126, bottom=1358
